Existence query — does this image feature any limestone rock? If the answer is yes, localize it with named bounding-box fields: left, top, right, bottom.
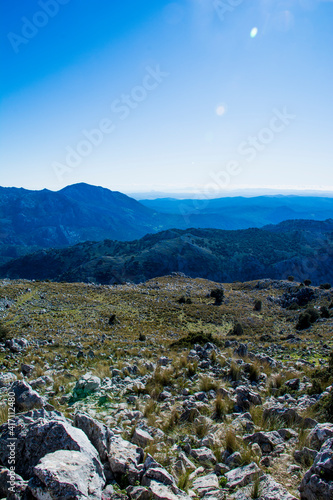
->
left=29, top=450, right=105, bottom=500
left=74, top=372, right=101, bottom=396
left=307, top=423, right=333, bottom=450
left=225, top=462, right=262, bottom=489
left=0, top=409, right=104, bottom=480
left=299, top=437, right=333, bottom=500
left=243, top=431, right=284, bottom=454
left=132, top=428, right=154, bottom=448
left=10, top=380, right=46, bottom=412
left=74, top=411, right=114, bottom=462
left=235, top=386, right=262, bottom=411
left=192, top=473, right=219, bottom=497
left=232, top=473, right=297, bottom=500
left=108, top=434, right=144, bottom=484
left=190, top=447, right=217, bottom=464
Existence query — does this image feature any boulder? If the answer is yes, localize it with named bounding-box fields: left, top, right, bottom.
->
left=74, top=411, right=114, bottom=463
left=29, top=450, right=105, bottom=499
left=235, top=386, right=262, bottom=411
left=148, top=480, right=190, bottom=500
left=299, top=437, right=333, bottom=499
left=190, top=447, right=217, bottom=464
left=294, top=447, right=317, bottom=466
left=10, top=380, right=46, bottom=412
left=243, top=431, right=284, bottom=454
left=0, top=409, right=104, bottom=480
left=225, top=461, right=263, bottom=488
left=263, top=405, right=316, bottom=428
left=192, top=473, right=219, bottom=497
left=21, top=364, right=34, bottom=377
left=285, top=378, right=300, bottom=391
left=0, top=467, right=28, bottom=499
left=108, top=434, right=144, bottom=484
left=132, top=428, right=154, bottom=448
left=74, top=372, right=101, bottom=396
left=127, top=485, right=152, bottom=500
left=307, top=423, right=333, bottom=450
left=232, top=473, right=297, bottom=500
left=142, top=467, right=175, bottom=487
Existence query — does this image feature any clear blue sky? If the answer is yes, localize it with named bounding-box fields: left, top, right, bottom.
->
left=1, top=0, right=332, bottom=195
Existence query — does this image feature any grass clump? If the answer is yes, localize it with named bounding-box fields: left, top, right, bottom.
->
left=229, top=361, right=242, bottom=381
left=199, top=374, right=217, bottom=392
left=213, top=394, right=234, bottom=420
left=251, top=475, right=262, bottom=499
left=224, top=428, right=238, bottom=454
left=177, top=470, right=192, bottom=492
left=248, top=361, right=261, bottom=382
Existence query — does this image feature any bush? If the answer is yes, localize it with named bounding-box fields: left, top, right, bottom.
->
left=320, top=306, right=330, bottom=319
left=0, top=321, right=9, bottom=341
left=296, top=307, right=320, bottom=330
left=304, top=279, right=312, bottom=286
left=171, top=331, right=220, bottom=348
left=288, top=276, right=295, bottom=282
left=177, top=296, right=192, bottom=304
left=319, top=283, right=331, bottom=290
left=313, top=391, right=333, bottom=422
left=231, top=323, right=244, bottom=336
left=253, top=300, right=262, bottom=312
left=210, top=288, right=224, bottom=305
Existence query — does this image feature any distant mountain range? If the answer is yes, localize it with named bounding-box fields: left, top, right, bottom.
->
left=1, top=219, right=333, bottom=285
left=0, top=183, right=176, bottom=265
left=1, top=183, right=333, bottom=267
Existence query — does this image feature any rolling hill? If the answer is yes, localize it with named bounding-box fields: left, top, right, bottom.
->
left=1, top=220, right=333, bottom=285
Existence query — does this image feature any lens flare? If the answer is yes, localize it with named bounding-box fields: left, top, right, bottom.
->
left=250, top=27, right=258, bottom=38
left=216, top=105, right=226, bottom=116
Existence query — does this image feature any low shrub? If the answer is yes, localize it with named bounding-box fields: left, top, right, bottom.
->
left=296, top=307, right=320, bottom=330
left=253, top=300, right=262, bottom=312
left=171, top=331, right=220, bottom=348
left=319, top=283, right=331, bottom=290
left=210, top=288, right=224, bottom=305
left=0, top=321, right=9, bottom=341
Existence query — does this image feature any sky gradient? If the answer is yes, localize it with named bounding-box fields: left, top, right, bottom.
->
left=1, top=0, right=333, bottom=196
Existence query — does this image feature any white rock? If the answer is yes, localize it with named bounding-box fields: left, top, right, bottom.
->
left=30, top=450, right=105, bottom=500
left=225, top=462, right=262, bottom=489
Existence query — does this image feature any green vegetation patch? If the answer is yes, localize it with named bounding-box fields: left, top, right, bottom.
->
left=170, top=330, right=221, bottom=348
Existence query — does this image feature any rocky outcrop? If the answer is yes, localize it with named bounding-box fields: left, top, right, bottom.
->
left=0, top=409, right=104, bottom=480
left=299, top=437, right=333, bottom=499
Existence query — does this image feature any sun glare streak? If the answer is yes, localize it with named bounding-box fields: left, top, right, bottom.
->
left=250, top=27, right=258, bottom=38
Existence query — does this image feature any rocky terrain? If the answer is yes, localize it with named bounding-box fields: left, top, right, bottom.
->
left=0, top=274, right=333, bottom=499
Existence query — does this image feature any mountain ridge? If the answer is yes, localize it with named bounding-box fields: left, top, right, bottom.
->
left=1, top=219, right=332, bottom=286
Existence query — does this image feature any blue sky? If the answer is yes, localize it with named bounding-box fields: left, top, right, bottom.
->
left=1, top=0, right=332, bottom=195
